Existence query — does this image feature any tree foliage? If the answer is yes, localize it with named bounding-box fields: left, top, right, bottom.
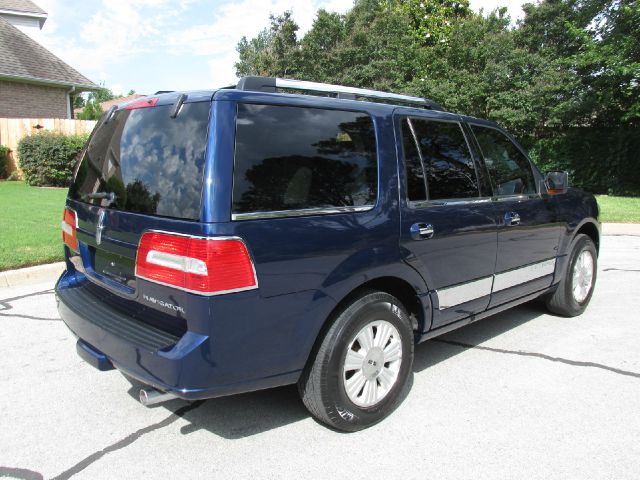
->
left=76, top=87, right=117, bottom=120
left=235, top=0, right=640, bottom=194
left=17, top=132, right=89, bottom=187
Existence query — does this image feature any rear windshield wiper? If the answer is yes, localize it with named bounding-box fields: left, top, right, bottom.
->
left=82, top=191, right=116, bottom=206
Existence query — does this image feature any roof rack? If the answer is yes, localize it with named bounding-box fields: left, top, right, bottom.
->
left=235, top=76, right=444, bottom=111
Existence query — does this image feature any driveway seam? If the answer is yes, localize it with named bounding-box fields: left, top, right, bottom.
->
left=50, top=401, right=205, bottom=480
left=433, top=339, right=640, bottom=379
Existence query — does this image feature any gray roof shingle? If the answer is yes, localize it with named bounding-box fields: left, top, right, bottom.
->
left=0, top=16, right=97, bottom=89
left=0, top=0, right=46, bottom=15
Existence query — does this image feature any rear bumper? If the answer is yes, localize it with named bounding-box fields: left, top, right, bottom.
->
left=56, top=270, right=300, bottom=399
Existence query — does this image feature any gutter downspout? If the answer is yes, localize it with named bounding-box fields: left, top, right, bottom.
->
left=67, top=86, right=75, bottom=119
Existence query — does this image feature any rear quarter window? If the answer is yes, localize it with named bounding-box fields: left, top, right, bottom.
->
left=232, top=104, right=378, bottom=216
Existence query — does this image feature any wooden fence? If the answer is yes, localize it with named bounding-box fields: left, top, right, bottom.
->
left=0, top=118, right=97, bottom=175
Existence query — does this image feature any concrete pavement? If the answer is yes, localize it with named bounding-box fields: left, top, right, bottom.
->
left=0, top=236, right=639, bottom=479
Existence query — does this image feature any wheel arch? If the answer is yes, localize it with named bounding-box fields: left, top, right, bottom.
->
left=300, top=274, right=430, bottom=376
left=575, top=219, right=600, bottom=253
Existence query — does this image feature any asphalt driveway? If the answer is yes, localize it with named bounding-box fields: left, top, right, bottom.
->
left=1, top=235, right=639, bottom=479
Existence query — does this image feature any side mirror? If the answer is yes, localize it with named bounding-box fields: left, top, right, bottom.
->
left=544, top=171, right=569, bottom=195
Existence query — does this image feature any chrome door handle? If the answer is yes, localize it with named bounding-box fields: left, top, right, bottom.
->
left=504, top=212, right=521, bottom=226
left=410, top=223, right=434, bottom=240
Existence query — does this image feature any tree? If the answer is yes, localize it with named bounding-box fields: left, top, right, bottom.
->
left=234, top=0, right=640, bottom=194
left=75, top=87, right=115, bottom=120
left=390, top=0, right=472, bottom=46
left=235, top=12, right=300, bottom=77
left=91, top=87, right=116, bottom=103
left=76, top=100, right=103, bottom=120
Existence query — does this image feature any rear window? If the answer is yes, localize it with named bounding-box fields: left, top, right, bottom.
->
left=232, top=104, right=378, bottom=216
left=69, top=101, right=211, bottom=220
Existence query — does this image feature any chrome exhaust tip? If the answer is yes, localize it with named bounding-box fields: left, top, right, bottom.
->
left=139, top=387, right=177, bottom=407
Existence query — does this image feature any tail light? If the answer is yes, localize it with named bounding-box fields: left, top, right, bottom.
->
left=61, top=207, right=78, bottom=251
left=135, top=231, right=258, bottom=295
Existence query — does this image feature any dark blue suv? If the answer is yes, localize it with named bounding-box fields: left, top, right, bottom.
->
left=56, top=77, right=600, bottom=431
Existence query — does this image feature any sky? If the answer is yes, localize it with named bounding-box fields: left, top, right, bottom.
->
left=22, top=0, right=529, bottom=97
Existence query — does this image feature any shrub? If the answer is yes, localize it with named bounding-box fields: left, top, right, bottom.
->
left=17, top=132, right=90, bottom=187
left=0, top=144, right=11, bottom=179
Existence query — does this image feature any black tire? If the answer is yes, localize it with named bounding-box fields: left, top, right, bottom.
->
left=298, top=291, right=414, bottom=432
left=545, top=234, right=598, bottom=317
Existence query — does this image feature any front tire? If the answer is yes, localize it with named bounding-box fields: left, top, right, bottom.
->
left=546, top=234, right=598, bottom=317
left=298, top=291, right=414, bottom=431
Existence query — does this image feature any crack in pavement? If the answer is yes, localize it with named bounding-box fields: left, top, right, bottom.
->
left=602, top=268, right=640, bottom=273
left=0, top=312, right=60, bottom=321
left=0, top=289, right=58, bottom=321
left=50, top=401, right=205, bottom=480
left=0, top=289, right=54, bottom=305
left=433, top=339, right=640, bottom=379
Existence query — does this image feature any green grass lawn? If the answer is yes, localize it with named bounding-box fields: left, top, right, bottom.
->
left=0, top=181, right=67, bottom=271
left=596, top=195, right=640, bottom=223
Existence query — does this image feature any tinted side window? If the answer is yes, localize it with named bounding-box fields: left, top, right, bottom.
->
left=401, top=119, right=427, bottom=201
left=410, top=118, right=479, bottom=200
left=233, top=104, right=377, bottom=215
left=471, top=125, right=536, bottom=196
left=69, top=102, right=210, bottom=220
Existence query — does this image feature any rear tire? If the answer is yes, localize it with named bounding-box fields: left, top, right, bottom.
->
left=298, top=291, right=414, bottom=431
left=545, top=234, right=597, bottom=317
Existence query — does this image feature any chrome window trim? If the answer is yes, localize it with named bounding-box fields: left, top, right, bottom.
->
left=231, top=205, right=375, bottom=221
left=408, top=197, right=492, bottom=209
left=492, top=193, right=542, bottom=202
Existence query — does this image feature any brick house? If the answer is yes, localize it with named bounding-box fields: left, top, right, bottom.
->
left=0, top=0, right=98, bottom=118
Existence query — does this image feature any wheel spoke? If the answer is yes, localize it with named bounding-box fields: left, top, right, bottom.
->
left=357, top=326, right=374, bottom=353
left=383, top=338, right=402, bottom=363
left=343, top=349, right=365, bottom=372
left=374, top=322, right=392, bottom=348
left=363, top=379, right=378, bottom=404
left=345, top=370, right=367, bottom=399
left=378, top=367, right=395, bottom=390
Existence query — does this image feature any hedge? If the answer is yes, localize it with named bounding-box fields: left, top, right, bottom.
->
left=17, top=132, right=90, bottom=187
left=0, top=145, right=9, bottom=179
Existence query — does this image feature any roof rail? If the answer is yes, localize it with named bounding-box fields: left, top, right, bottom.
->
left=235, top=76, right=444, bottom=111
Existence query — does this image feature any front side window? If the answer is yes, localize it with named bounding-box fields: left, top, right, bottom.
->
left=404, top=118, right=479, bottom=200
left=471, top=125, right=536, bottom=196
left=233, top=104, right=378, bottom=215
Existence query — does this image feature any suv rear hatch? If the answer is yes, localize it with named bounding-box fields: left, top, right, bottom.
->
left=63, top=95, right=212, bottom=338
